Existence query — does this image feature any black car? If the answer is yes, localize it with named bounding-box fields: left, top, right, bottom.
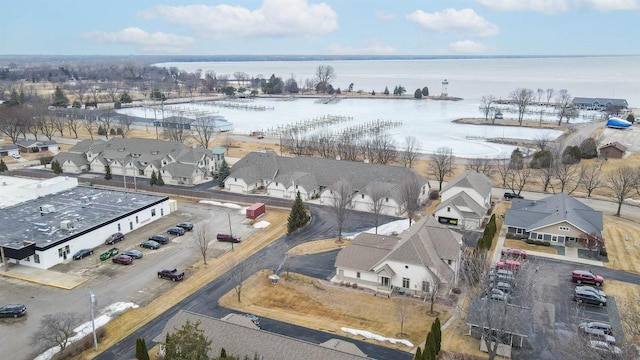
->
left=149, top=234, right=170, bottom=244
left=140, top=240, right=160, bottom=249
left=167, top=227, right=185, bottom=236
left=574, top=287, right=607, bottom=306
left=0, top=304, right=27, bottom=318
left=504, top=192, right=524, bottom=200
left=176, top=222, right=194, bottom=231
left=121, top=249, right=143, bottom=259
left=72, top=249, right=94, bottom=260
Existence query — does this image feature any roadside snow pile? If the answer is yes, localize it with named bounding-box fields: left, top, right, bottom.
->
left=35, top=302, right=139, bottom=360
left=341, top=327, right=414, bottom=347
left=253, top=221, right=271, bottom=229
left=625, top=197, right=640, bottom=204
left=344, top=219, right=411, bottom=240
left=199, top=200, right=243, bottom=210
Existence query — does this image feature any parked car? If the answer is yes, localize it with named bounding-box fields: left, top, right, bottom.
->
left=217, top=233, right=241, bottom=243
left=582, top=327, right=617, bottom=344
left=496, top=260, right=520, bottom=271
left=489, top=273, right=515, bottom=283
left=0, top=304, right=27, bottom=318
left=572, top=270, right=604, bottom=286
left=244, top=314, right=261, bottom=327
left=99, top=247, right=119, bottom=261
left=140, top=240, right=160, bottom=250
left=176, top=222, right=194, bottom=231
left=72, top=248, right=94, bottom=260
left=112, top=254, right=133, bottom=265
left=575, top=286, right=606, bottom=298
left=157, top=268, right=185, bottom=281
left=149, top=234, right=170, bottom=244
left=579, top=321, right=613, bottom=336
left=501, top=248, right=527, bottom=259
left=167, top=227, right=185, bottom=236
left=489, top=281, right=513, bottom=293
left=121, top=249, right=143, bottom=259
left=504, top=192, right=523, bottom=199
left=10, top=153, right=21, bottom=159
left=574, top=287, right=607, bottom=306
left=589, top=340, right=622, bottom=355
left=105, top=232, right=124, bottom=245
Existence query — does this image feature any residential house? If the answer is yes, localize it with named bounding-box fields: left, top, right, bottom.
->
left=572, top=97, right=628, bottom=111
left=0, top=144, right=19, bottom=158
left=434, top=170, right=493, bottom=230
left=53, top=138, right=225, bottom=185
left=154, top=310, right=370, bottom=360
left=15, top=140, right=59, bottom=154
left=504, top=193, right=603, bottom=247
left=225, top=152, right=429, bottom=216
left=599, top=142, right=628, bottom=159
left=334, top=216, right=463, bottom=295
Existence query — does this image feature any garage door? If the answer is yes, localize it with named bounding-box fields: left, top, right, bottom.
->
left=228, top=184, right=244, bottom=193
left=270, top=189, right=285, bottom=198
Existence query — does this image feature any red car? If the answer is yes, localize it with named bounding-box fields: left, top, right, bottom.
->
left=501, top=248, right=527, bottom=259
left=112, top=254, right=133, bottom=265
left=572, top=270, right=604, bottom=286
left=496, top=260, right=521, bottom=271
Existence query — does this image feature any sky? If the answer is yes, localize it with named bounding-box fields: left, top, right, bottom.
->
left=1, top=0, right=639, bottom=56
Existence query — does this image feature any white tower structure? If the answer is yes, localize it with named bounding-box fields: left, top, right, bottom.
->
left=441, top=79, right=449, bottom=97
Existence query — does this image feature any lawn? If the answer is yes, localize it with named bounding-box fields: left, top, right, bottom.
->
left=218, top=270, right=452, bottom=352
left=602, top=215, right=640, bottom=275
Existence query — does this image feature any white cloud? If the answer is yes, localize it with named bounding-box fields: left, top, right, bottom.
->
left=375, top=11, right=396, bottom=20
left=407, top=8, right=499, bottom=37
left=138, top=0, right=338, bottom=39
left=328, top=42, right=397, bottom=55
left=80, top=27, right=194, bottom=53
left=475, top=0, right=638, bottom=13
left=449, top=40, right=489, bottom=53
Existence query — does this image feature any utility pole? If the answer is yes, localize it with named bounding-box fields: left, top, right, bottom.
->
left=89, top=288, right=98, bottom=351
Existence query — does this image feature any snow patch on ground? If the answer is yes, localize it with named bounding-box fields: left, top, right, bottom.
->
left=344, top=219, right=411, bottom=240
left=625, top=197, right=640, bottom=204
left=199, top=200, right=244, bottom=212
left=253, top=221, right=271, bottom=229
left=341, top=327, right=414, bottom=347
left=35, top=302, right=139, bottom=360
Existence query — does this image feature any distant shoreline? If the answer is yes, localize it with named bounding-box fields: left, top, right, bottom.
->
left=256, top=94, right=464, bottom=101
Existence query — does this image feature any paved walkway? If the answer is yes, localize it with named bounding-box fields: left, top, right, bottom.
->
left=0, top=264, right=87, bottom=290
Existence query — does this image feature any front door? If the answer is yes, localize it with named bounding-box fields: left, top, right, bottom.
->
left=380, top=276, right=390, bottom=288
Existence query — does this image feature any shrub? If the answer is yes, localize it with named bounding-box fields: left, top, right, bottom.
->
left=599, top=247, right=608, bottom=257
left=452, top=288, right=461, bottom=294
left=535, top=240, right=545, bottom=246
left=542, top=242, right=551, bottom=247
left=429, top=190, right=440, bottom=200
left=526, top=239, right=536, bottom=244
left=40, top=156, right=54, bottom=166
left=351, top=283, right=358, bottom=289
left=579, top=138, right=598, bottom=159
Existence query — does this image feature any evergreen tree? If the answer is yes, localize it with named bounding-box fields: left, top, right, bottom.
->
left=0, top=159, right=8, bottom=172
left=162, top=320, right=211, bottom=360
left=51, top=86, right=69, bottom=107
left=156, top=172, right=165, bottom=186
left=287, top=191, right=310, bottom=234
left=52, top=160, right=62, bottom=174
left=135, top=338, right=150, bottom=360
left=120, top=91, right=133, bottom=103
left=383, top=86, right=390, bottom=96
left=414, top=347, right=422, bottom=360
left=434, top=317, right=442, bottom=354
left=414, top=88, right=423, bottom=99
left=150, top=170, right=157, bottom=186
left=218, top=159, right=230, bottom=184
left=425, top=332, right=436, bottom=360
left=220, top=347, right=227, bottom=358
left=104, top=164, right=112, bottom=180
left=422, top=86, right=429, bottom=96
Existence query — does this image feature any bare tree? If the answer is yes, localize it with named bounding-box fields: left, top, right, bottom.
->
left=401, top=136, right=421, bottom=168
left=228, top=260, right=248, bottom=303
left=534, top=133, right=553, bottom=152
left=396, top=298, right=410, bottom=338
left=554, top=161, right=581, bottom=194
left=0, top=105, right=26, bottom=143
left=335, top=133, right=359, bottom=161
left=509, top=88, right=534, bottom=125
left=555, top=89, right=575, bottom=125
left=38, top=115, right=58, bottom=140
left=193, top=222, right=213, bottom=265
left=282, top=128, right=310, bottom=156
left=329, top=179, right=354, bottom=242
left=31, top=312, right=81, bottom=354
left=104, top=83, right=120, bottom=103
left=99, top=110, right=117, bottom=139
left=368, top=182, right=387, bottom=234
left=494, top=158, right=512, bottom=188
left=308, top=131, right=334, bottom=158
left=545, top=88, right=555, bottom=103
left=117, top=114, right=133, bottom=138
left=479, top=95, right=497, bottom=122
left=399, top=174, right=424, bottom=226
left=66, top=108, right=81, bottom=138
left=427, top=147, right=454, bottom=191
left=83, top=110, right=97, bottom=139
left=467, top=158, right=494, bottom=176
left=315, top=64, right=336, bottom=93
left=371, top=134, right=397, bottom=164
left=508, top=167, right=532, bottom=195
left=536, top=88, right=544, bottom=103
left=579, top=163, right=603, bottom=198
left=71, top=83, right=88, bottom=106
left=606, top=166, right=638, bottom=216
left=191, top=116, right=216, bottom=149
left=425, top=275, right=441, bottom=315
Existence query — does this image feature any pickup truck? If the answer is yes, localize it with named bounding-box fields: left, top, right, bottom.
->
left=157, top=268, right=185, bottom=281
left=504, top=192, right=524, bottom=200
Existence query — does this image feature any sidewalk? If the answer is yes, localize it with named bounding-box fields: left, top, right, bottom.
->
left=0, top=264, right=87, bottom=290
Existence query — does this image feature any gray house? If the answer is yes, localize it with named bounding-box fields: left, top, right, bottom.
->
left=504, top=193, right=603, bottom=247
left=572, top=97, right=628, bottom=111
left=434, top=170, right=493, bottom=230
left=154, top=310, right=370, bottom=360
left=225, top=152, right=429, bottom=216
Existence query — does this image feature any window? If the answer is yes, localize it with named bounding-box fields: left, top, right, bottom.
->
left=361, top=194, right=365, bottom=199
left=380, top=277, right=390, bottom=287
left=356, top=272, right=361, bottom=278
left=275, top=182, right=278, bottom=186
left=537, top=234, right=543, bottom=240
left=559, top=226, right=570, bottom=231
left=385, top=197, right=389, bottom=202
left=161, top=208, right=164, bottom=216
left=129, top=222, right=133, bottom=230
left=402, top=278, right=410, bottom=288
left=117, top=224, right=121, bottom=231
left=422, top=281, right=430, bottom=292
left=447, top=207, right=451, bottom=212
left=135, top=216, right=139, bottom=224
left=448, top=260, right=452, bottom=265
left=34, top=254, right=40, bottom=263
left=151, top=208, right=156, bottom=217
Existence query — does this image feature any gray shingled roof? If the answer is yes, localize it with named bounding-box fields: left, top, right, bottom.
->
left=435, top=192, right=485, bottom=219
left=505, top=193, right=603, bottom=237
left=69, top=139, right=104, bottom=153
left=572, top=97, right=628, bottom=107
left=0, top=144, right=18, bottom=151
left=335, top=233, right=400, bottom=271
left=52, top=152, right=89, bottom=167
left=154, top=310, right=371, bottom=360
left=230, top=152, right=427, bottom=201
left=599, top=142, right=628, bottom=152
left=442, top=170, right=492, bottom=198
left=161, top=162, right=203, bottom=178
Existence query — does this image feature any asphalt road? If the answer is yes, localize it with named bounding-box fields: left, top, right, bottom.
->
left=95, top=205, right=411, bottom=360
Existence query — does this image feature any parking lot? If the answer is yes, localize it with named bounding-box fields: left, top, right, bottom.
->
left=0, top=201, right=261, bottom=359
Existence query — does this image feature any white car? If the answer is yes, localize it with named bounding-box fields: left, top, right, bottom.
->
left=10, top=153, right=20, bottom=159
left=589, top=340, right=622, bottom=355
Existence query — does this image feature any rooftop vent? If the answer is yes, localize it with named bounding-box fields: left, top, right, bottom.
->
left=40, top=204, right=56, bottom=214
